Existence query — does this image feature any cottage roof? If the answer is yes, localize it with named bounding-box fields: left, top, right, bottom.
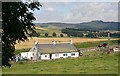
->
left=35, top=43, right=78, bottom=54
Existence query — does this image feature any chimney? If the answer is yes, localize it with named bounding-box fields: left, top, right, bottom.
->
left=34, top=41, right=38, bottom=46
left=69, top=39, right=73, bottom=44
left=53, top=39, right=56, bottom=45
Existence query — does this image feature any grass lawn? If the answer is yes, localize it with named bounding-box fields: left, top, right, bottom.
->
left=2, top=52, right=118, bottom=74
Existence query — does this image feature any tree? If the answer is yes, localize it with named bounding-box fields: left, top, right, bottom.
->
left=37, top=32, right=41, bottom=37
left=67, top=34, right=71, bottom=37
left=31, top=32, right=40, bottom=37
left=2, top=1, right=41, bottom=67
left=60, top=33, right=64, bottom=37
left=52, top=32, right=56, bottom=37
left=45, top=33, right=48, bottom=37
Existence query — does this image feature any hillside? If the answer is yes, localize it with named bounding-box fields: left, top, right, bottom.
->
left=35, top=26, right=67, bottom=37
left=35, top=20, right=119, bottom=31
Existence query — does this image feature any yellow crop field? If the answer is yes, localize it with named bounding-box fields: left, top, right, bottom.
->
left=15, top=37, right=118, bottom=50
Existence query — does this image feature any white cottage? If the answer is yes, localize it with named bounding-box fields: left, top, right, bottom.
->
left=20, top=40, right=80, bottom=60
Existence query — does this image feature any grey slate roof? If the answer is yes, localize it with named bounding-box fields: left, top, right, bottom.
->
left=36, top=43, right=78, bottom=54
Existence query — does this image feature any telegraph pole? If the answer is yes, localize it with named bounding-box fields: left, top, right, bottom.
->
left=108, top=31, right=110, bottom=49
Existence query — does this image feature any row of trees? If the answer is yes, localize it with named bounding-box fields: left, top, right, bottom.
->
left=62, top=28, right=93, bottom=37
left=31, top=32, right=64, bottom=37
left=62, top=28, right=119, bottom=38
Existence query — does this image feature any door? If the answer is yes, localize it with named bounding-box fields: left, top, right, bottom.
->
left=50, top=54, right=52, bottom=59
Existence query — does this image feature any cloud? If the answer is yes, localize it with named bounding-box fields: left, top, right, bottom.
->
left=63, top=2, right=118, bottom=23
left=39, top=0, right=75, bottom=2
left=39, top=0, right=120, bottom=2
left=33, top=2, right=118, bottom=23
left=46, top=7, right=54, bottom=11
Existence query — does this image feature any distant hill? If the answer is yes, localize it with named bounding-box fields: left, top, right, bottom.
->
left=35, top=20, right=119, bottom=31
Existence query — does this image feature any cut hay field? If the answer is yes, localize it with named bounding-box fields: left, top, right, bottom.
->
left=15, top=37, right=118, bottom=50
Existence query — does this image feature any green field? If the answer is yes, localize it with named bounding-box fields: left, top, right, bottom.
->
left=2, top=51, right=119, bottom=74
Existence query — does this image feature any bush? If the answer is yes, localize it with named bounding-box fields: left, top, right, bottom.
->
left=60, top=34, right=64, bottom=37
left=45, top=33, right=48, bottom=37
left=52, top=32, right=57, bottom=37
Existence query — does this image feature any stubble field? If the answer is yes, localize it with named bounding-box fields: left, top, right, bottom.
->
left=15, top=37, right=118, bottom=49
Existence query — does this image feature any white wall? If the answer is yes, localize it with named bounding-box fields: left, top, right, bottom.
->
left=29, top=45, right=41, bottom=60
left=21, top=52, right=79, bottom=60
left=50, top=52, right=79, bottom=60
left=41, top=54, right=50, bottom=60
left=21, top=52, right=34, bottom=60
left=21, top=52, right=37, bottom=60
left=20, top=52, right=28, bottom=59
left=27, top=52, right=34, bottom=59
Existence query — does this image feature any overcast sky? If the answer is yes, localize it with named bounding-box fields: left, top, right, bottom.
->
left=33, top=0, right=119, bottom=23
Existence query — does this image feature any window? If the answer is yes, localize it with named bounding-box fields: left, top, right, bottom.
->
left=33, top=48, right=36, bottom=52
left=63, top=53, right=67, bottom=56
left=71, top=53, right=75, bottom=56
left=45, top=55, right=47, bottom=57
left=55, top=54, right=59, bottom=57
